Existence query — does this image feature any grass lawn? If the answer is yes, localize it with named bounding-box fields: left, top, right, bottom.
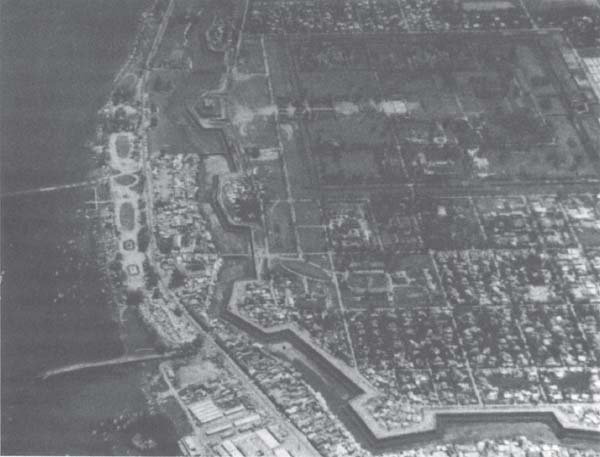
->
left=264, top=38, right=297, bottom=98
left=237, top=36, right=266, bottom=74
left=116, top=134, right=130, bottom=159
left=294, top=200, right=322, bottom=225
left=297, top=226, right=328, bottom=253
left=292, top=38, right=369, bottom=72
left=279, top=125, right=317, bottom=199
left=300, top=70, right=380, bottom=101
left=393, top=285, right=431, bottom=307
left=119, top=202, right=135, bottom=231
left=256, top=160, right=287, bottom=203
left=230, top=75, right=271, bottom=109
left=417, top=197, right=485, bottom=249
left=304, top=253, right=333, bottom=271
left=268, top=201, right=297, bottom=254
left=115, top=174, right=136, bottom=186
left=279, top=258, right=331, bottom=281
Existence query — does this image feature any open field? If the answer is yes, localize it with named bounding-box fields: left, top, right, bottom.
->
left=297, top=226, right=328, bottom=252
left=304, top=253, right=333, bottom=271
left=293, top=200, right=322, bottom=226
left=279, top=125, right=316, bottom=199
left=254, top=160, right=286, bottom=203
left=164, top=70, right=223, bottom=119
left=229, top=74, right=271, bottom=109
left=228, top=73, right=279, bottom=149
left=279, top=258, right=331, bottom=281
left=263, top=38, right=297, bottom=98
left=306, top=112, right=405, bottom=186
left=300, top=71, right=381, bottom=101
left=292, top=39, right=370, bottom=72
left=237, top=35, right=266, bottom=74
left=268, top=201, right=297, bottom=254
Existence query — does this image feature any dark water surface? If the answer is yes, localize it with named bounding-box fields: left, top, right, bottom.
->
left=1, top=0, right=151, bottom=454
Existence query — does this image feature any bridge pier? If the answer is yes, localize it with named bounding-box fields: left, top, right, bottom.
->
left=40, top=352, right=177, bottom=381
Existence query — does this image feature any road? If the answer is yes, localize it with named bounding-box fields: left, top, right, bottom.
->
left=145, top=0, right=174, bottom=69
left=159, top=363, right=213, bottom=456
left=135, top=4, right=319, bottom=453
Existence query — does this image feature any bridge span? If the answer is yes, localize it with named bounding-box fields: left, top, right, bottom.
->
left=40, top=352, right=177, bottom=381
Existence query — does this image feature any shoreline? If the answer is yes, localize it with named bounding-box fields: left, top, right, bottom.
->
left=0, top=2, right=160, bottom=454
left=67, top=1, right=600, bottom=455
left=90, top=0, right=166, bottom=358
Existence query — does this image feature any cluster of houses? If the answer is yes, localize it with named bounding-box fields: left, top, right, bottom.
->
left=560, top=404, right=600, bottom=430
left=139, top=291, right=201, bottom=348
left=151, top=152, right=219, bottom=272
left=434, top=245, right=600, bottom=310
left=456, top=306, right=529, bottom=369
left=476, top=197, right=549, bottom=248
left=326, top=203, right=379, bottom=252
left=152, top=153, right=216, bottom=256
left=245, top=0, right=532, bottom=35
left=365, top=393, right=428, bottom=431
left=383, top=436, right=599, bottom=457
left=166, top=356, right=301, bottom=457
left=474, top=368, right=542, bottom=405
left=221, top=174, right=264, bottom=225
left=539, top=367, right=600, bottom=404
left=237, top=281, right=290, bottom=328
left=146, top=150, right=224, bottom=341
left=215, top=322, right=366, bottom=457
left=236, top=271, right=353, bottom=367
left=435, top=250, right=511, bottom=306
left=222, top=185, right=600, bottom=431
left=521, top=304, right=590, bottom=367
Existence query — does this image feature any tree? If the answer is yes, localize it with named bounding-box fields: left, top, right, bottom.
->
left=169, top=268, right=186, bottom=289
left=109, top=254, right=123, bottom=275
left=143, top=259, right=159, bottom=288
left=126, top=289, right=144, bottom=306
left=138, top=226, right=150, bottom=252
left=157, top=234, right=173, bottom=254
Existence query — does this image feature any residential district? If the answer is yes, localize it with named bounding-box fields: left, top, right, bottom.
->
left=90, top=0, right=600, bottom=455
